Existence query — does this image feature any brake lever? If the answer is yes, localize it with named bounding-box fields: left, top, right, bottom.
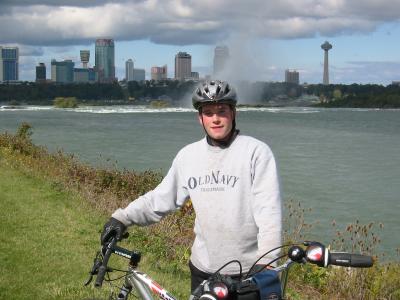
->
left=84, top=251, right=103, bottom=286
left=84, top=275, right=93, bottom=286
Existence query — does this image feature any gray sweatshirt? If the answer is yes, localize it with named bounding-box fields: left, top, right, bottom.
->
left=112, top=134, right=282, bottom=274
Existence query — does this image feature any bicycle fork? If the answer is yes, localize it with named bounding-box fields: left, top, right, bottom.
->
left=116, top=266, right=156, bottom=300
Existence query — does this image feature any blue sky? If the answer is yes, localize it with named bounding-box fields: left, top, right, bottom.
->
left=2, top=0, right=400, bottom=85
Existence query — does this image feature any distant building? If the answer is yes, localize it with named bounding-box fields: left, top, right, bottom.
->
left=125, top=59, right=134, bottom=82
left=133, top=68, right=145, bottom=81
left=0, top=46, right=19, bottom=82
left=213, top=46, right=229, bottom=75
left=36, top=63, right=46, bottom=82
left=80, top=50, right=90, bottom=68
left=285, top=69, right=299, bottom=85
left=190, top=71, right=199, bottom=80
left=51, top=59, right=74, bottom=83
left=175, top=52, right=191, bottom=80
left=95, top=38, right=115, bottom=82
left=73, top=67, right=96, bottom=83
left=151, top=65, right=167, bottom=81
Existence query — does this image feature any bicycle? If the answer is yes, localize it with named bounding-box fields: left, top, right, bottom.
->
left=85, top=237, right=374, bottom=300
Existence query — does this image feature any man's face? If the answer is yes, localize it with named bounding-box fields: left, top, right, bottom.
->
left=198, top=103, right=235, bottom=141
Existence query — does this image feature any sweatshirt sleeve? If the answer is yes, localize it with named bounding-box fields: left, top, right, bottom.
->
left=250, top=144, right=283, bottom=264
left=112, top=156, right=189, bottom=226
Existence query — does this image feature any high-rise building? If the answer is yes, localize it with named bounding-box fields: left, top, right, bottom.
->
left=125, top=59, right=134, bottom=82
left=175, top=52, right=191, bottom=80
left=321, top=41, right=332, bottom=85
left=80, top=50, right=90, bottom=68
left=151, top=65, right=167, bottom=81
left=285, top=69, right=299, bottom=85
left=36, top=63, right=46, bottom=82
left=133, top=68, right=145, bottom=81
left=73, top=68, right=96, bottom=83
left=213, top=46, right=229, bottom=75
left=95, top=38, right=115, bottom=83
left=51, top=59, right=74, bottom=83
left=0, top=46, right=19, bottom=82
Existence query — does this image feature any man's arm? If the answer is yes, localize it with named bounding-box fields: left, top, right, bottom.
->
left=250, top=144, right=283, bottom=265
left=112, top=157, right=190, bottom=227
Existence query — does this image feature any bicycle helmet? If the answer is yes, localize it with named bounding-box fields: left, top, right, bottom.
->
left=192, top=80, right=237, bottom=110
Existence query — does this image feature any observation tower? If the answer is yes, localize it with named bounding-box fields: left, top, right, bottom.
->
left=80, top=50, right=90, bottom=68
left=321, top=41, right=332, bottom=85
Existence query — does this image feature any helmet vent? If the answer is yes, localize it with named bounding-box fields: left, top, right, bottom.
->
left=192, top=80, right=237, bottom=110
left=216, top=85, right=221, bottom=95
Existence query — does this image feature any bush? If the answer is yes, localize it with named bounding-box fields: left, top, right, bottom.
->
left=53, top=97, right=78, bottom=108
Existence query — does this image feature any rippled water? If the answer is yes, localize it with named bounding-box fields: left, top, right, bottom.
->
left=1, top=106, right=399, bottom=258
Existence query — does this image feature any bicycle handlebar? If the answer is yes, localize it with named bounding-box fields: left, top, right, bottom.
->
left=288, top=241, right=374, bottom=269
left=87, top=239, right=374, bottom=292
left=95, top=238, right=117, bottom=288
left=329, top=252, right=373, bottom=268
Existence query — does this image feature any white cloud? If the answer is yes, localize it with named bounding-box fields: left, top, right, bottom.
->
left=2, top=0, right=400, bottom=83
left=1, top=0, right=400, bottom=46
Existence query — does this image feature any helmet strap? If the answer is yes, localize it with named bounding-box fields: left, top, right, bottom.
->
left=201, top=115, right=239, bottom=148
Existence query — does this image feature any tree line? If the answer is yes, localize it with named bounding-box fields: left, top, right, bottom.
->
left=1, top=80, right=400, bottom=108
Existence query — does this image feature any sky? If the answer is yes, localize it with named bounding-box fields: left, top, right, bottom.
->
left=2, top=0, right=400, bottom=85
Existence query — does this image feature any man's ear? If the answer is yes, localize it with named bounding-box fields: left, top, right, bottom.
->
left=232, top=107, right=236, bottom=119
left=198, top=113, right=203, bottom=125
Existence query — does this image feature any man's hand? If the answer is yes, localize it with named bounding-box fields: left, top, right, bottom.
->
left=100, top=217, right=127, bottom=245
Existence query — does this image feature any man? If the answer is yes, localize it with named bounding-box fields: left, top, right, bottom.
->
left=101, top=80, right=282, bottom=292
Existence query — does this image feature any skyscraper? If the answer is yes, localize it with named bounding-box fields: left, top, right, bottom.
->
left=213, top=46, right=229, bottom=75
left=133, top=68, right=145, bottom=81
left=125, top=59, right=134, bottom=82
left=36, top=63, right=46, bottom=82
left=51, top=59, right=74, bottom=83
left=175, top=52, right=191, bottom=80
left=321, top=41, right=332, bottom=85
left=151, top=65, right=167, bottom=81
left=95, top=38, right=115, bottom=83
left=0, top=46, right=19, bottom=82
left=285, top=69, right=299, bottom=85
left=73, top=68, right=96, bottom=83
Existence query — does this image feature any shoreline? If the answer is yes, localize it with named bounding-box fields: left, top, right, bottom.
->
left=2, top=104, right=400, bottom=113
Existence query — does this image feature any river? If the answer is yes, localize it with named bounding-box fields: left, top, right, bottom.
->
left=1, top=105, right=399, bottom=258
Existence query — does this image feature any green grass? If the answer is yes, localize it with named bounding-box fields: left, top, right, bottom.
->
left=0, top=157, right=190, bottom=300
left=0, top=159, right=105, bottom=299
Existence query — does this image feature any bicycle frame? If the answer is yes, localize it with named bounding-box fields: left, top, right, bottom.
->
left=87, top=239, right=373, bottom=300
left=92, top=253, right=296, bottom=300
left=120, top=266, right=177, bottom=300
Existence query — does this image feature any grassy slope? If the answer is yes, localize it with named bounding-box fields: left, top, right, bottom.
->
left=0, top=157, right=191, bottom=300
left=0, top=159, right=109, bottom=299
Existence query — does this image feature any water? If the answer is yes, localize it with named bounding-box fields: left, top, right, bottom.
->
left=1, top=105, right=399, bottom=258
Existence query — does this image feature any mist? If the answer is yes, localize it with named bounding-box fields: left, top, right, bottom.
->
left=212, top=33, right=273, bottom=104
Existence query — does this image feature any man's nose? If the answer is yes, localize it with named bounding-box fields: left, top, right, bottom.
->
left=212, top=114, right=220, bottom=122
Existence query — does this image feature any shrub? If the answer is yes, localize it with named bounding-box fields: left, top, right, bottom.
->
left=53, top=97, right=79, bottom=108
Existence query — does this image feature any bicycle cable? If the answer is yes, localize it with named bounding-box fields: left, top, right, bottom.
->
left=211, top=259, right=243, bottom=278
left=244, top=243, right=300, bottom=278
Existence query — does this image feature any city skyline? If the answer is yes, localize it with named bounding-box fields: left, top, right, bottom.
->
left=2, top=1, right=400, bottom=84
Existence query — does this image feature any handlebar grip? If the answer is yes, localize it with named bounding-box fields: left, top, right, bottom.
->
left=329, top=252, right=373, bottom=268
left=95, top=265, right=107, bottom=287
left=95, top=238, right=117, bottom=288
